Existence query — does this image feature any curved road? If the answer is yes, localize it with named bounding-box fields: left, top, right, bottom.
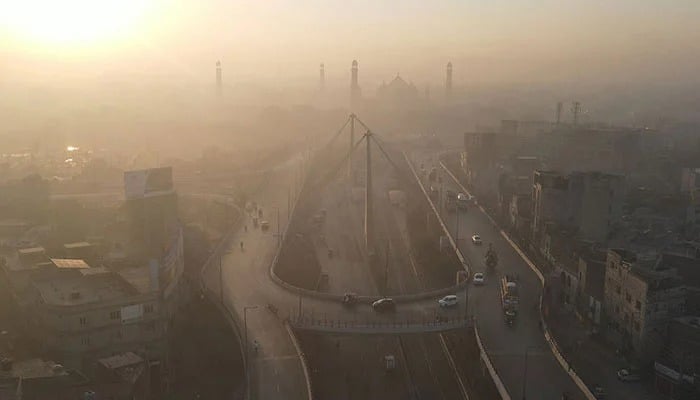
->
left=410, top=151, right=588, bottom=400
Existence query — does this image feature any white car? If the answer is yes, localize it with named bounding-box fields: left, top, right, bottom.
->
left=438, top=295, right=458, bottom=308
left=471, top=234, right=482, bottom=245
left=472, top=272, right=485, bottom=285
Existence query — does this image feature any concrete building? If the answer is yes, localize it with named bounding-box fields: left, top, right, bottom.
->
left=603, top=249, right=687, bottom=362
left=531, top=170, right=625, bottom=243
left=655, top=316, right=700, bottom=399
left=577, top=248, right=607, bottom=328
left=124, top=167, right=178, bottom=261
left=0, top=354, right=149, bottom=400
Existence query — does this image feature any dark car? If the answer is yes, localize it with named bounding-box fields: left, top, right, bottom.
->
left=616, top=368, right=641, bottom=382
left=342, top=293, right=358, bottom=306
left=372, top=298, right=396, bottom=312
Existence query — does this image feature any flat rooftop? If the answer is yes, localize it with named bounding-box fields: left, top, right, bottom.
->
left=63, top=242, right=92, bottom=249
left=33, top=271, right=139, bottom=306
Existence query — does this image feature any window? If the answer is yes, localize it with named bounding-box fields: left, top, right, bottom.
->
left=635, top=300, right=641, bottom=310
left=616, top=285, right=621, bottom=294
left=626, top=293, right=632, bottom=303
left=615, top=305, right=620, bottom=314
left=144, top=304, right=154, bottom=313
left=79, top=317, right=87, bottom=326
left=81, top=337, right=90, bottom=346
left=634, top=321, right=640, bottom=332
left=109, top=310, right=121, bottom=320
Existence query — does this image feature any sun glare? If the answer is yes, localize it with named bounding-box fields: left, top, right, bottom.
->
left=1, top=0, right=150, bottom=45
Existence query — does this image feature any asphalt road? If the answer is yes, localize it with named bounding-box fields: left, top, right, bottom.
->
left=411, top=151, right=587, bottom=400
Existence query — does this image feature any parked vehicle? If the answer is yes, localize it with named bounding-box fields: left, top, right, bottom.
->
left=429, top=186, right=439, bottom=200
left=616, top=368, right=641, bottom=382
left=260, top=220, right=270, bottom=231
left=372, top=298, right=396, bottom=312
left=471, top=234, right=482, bottom=245
left=438, top=295, right=458, bottom=308
left=592, top=385, right=606, bottom=399
left=472, top=272, right=485, bottom=285
left=342, top=293, right=358, bottom=306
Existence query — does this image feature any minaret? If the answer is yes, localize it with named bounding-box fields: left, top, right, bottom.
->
left=216, top=61, right=222, bottom=97
left=351, top=60, right=361, bottom=110
left=320, top=63, right=325, bottom=91
left=445, top=62, right=453, bottom=100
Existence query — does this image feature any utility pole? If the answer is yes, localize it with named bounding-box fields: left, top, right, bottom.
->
left=365, top=131, right=374, bottom=254
left=349, top=114, right=355, bottom=179
left=384, top=240, right=390, bottom=291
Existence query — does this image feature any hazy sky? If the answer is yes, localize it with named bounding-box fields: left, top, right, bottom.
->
left=2, top=1, right=700, bottom=87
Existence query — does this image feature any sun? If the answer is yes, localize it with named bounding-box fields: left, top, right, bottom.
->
left=1, top=0, right=150, bottom=45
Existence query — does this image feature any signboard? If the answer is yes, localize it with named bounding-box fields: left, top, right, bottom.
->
left=121, top=304, right=144, bottom=324
left=124, top=167, right=173, bottom=199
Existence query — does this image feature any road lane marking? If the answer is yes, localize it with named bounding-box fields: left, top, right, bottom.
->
left=439, top=334, right=470, bottom=400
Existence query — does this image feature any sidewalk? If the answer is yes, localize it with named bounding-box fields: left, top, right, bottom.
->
left=545, top=281, right=662, bottom=400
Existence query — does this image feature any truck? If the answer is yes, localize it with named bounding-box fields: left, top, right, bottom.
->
left=500, top=274, right=519, bottom=324
left=445, top=190, right=457, bottom=212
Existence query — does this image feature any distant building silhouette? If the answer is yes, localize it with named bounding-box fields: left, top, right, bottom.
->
left=320, top=63, right=325, bottom=91
left=351, top=60, right=361, bottom=110
left=216, top=61, right=222, bottom=96
left=376, top=74, right=419, bottom=108
left=445, top=62, right=453, bottom=99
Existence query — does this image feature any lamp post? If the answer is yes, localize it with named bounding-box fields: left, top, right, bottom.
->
left=243, top=305, right=258, bottom=399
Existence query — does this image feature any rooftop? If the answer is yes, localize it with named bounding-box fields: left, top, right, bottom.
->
left=98, top=352, right=143, bottom=370
left=50, top=258, right=90, bottom=270
left=33, top=271, right=139, bottom=306
left=63, top=242, right=92, bottom=250
left=3, top=359, right=68, bottom=379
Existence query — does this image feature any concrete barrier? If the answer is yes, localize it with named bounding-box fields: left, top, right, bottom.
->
left=285, top=323, right=314, bottom=400
left=440, top=160, right=597, bottom=400
left=474, top=321, right=512, bottom=400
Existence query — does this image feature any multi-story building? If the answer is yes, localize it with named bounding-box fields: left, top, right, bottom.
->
left=531, top=170, right=625, bottom=243
left=654, top=316, right=700, bottom=398
left=603, top=249, right=687, bottom=362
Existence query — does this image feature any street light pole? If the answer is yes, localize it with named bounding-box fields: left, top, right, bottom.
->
left=243, top=305, right=258, bottom=399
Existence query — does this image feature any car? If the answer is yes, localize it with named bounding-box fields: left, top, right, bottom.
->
left=592, top=385, right=606, bottom=399
left=342, top=292, right=358, bottom=306
left=372, top=298, right=396, bottom=312
left=471, top=234, right=482, bottom=245
left=472, top=272, right=485, bottom=285
left=438, top=295, right=458, bottom=308
left=616, top=368, right=641, bottom=382
left=260, top=220, right=270, bottom=231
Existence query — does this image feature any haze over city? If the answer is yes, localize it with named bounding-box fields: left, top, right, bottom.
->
left=1, top=1, right=700, bottom=400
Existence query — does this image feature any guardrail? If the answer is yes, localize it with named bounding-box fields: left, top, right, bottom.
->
left=292, top=315, right=473, bottom=334
left=285, top=322, right=314, bottom=400
left=439, top=159, right=597, bottom=400
left=473, top=320, right=512, bottom=400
